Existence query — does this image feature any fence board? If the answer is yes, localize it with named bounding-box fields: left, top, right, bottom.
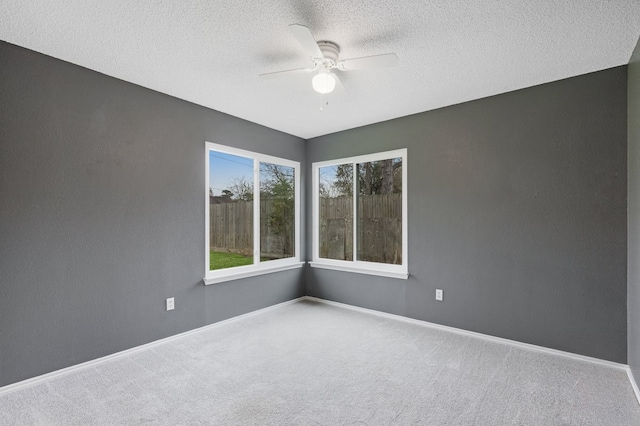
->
left=210, top=198, right=294, bottom=260
left=318, top=194, right=401, bottom=263
left=210, top=194, right=401, bottom=263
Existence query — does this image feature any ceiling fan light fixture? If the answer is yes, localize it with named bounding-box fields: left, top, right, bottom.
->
left=312, top=72, right=336, bottom=94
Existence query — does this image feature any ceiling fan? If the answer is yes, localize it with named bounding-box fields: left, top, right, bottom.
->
left=260, top=24, right=398, bottom=95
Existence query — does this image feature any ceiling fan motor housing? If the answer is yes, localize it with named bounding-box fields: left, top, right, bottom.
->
left=317, top=41, right=340, bottom=67
left=258, top=24, right=398, bottom=86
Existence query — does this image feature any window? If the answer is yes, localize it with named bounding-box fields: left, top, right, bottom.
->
left=311, top=149, right=408, bottom=279
left=205, top=142, right=302, bottom=284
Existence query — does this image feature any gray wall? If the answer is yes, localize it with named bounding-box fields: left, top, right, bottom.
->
left=629, top=36, right=640, bottom=383
left=306, top=66, right=628, bottom=363
left=0, top=41, right=305, bottom=387
left=0, top=37, right=631, bottom=388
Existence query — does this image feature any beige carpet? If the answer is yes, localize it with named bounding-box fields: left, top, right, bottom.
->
left=1, top=299, right=639, bottom=425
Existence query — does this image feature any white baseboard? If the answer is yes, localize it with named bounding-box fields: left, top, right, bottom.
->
left=4, top=295, right=640, bottom=407
left=627, top=367, right=640, bottom=405
left=305, top=296, right=640, bottom=405
left=0, top=296, right=306, bottom=397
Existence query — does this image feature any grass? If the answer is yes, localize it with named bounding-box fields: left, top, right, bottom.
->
left=210, top=251, right=253, bottom=270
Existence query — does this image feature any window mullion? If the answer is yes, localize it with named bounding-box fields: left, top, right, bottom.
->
left=352, top=161, right=357, bottom=262
left=253, top=160, right=260, bottom=265
left=294, top=164, right=301, bottom=259
left=313, top=165, right=319, bottom=261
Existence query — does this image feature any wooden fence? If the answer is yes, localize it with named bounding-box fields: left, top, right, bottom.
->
left=210, top=198, right=294, bottom=260
left=319, top=194, right=402, bottom=264
left=210, top=194, right=401, bottom=264
left=210, top=201, right=253, bottom=256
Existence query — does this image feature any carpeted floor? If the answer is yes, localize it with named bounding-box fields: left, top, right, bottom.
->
left=1, top=299, right=639, bottom=425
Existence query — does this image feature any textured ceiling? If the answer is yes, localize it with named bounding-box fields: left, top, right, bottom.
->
left=2, top=1, right=640, bottom=139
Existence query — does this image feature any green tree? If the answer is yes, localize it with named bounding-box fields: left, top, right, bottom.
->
left=320, top=164, right=353, bottom=197
left=227, top=176, right=253, bottom=201
left=258, top=163, right=295, bottom=258
left=260, top=163, right=294, bottom=239
left=322, top=159, right=401, bottom=198
left=357, top=159, right=402, bottom=195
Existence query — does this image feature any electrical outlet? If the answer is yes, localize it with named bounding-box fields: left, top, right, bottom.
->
left=166, top=297, right=175, bottom=311
left=435, top=289, right=443, bottom=301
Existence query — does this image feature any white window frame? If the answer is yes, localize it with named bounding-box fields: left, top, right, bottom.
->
left=204, top=142, right=303, bottom=285
left=310, top=148, right=408, bottom=279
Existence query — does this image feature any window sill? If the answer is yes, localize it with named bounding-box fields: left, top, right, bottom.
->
left=308, top=261, right=409, bottom=280
left=204, top=261, right=305, bottom=285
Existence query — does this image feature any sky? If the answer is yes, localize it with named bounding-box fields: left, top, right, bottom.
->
left=209, top=151, right=295, bottom=197
left=319, top=164, right=340, bottom=186
left=209, top=151, right=253, bottom=196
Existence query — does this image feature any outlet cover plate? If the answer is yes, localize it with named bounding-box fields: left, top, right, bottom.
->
left=435, top=289, right=443, bottom=301
left=166, top=297, right=175, bottom=311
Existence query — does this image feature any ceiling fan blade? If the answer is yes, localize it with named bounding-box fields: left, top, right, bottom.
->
left=337, top=53, right=398, bottom=70
left=259, top=67, right=316, bottom=79
left=289, top=24, right=323, bottom=59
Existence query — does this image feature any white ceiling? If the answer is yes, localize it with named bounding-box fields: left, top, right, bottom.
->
left=1, top=1, right=640, bottom=139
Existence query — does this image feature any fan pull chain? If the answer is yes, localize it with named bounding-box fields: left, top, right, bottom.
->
left=319, top=93, right=329, bottom=111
